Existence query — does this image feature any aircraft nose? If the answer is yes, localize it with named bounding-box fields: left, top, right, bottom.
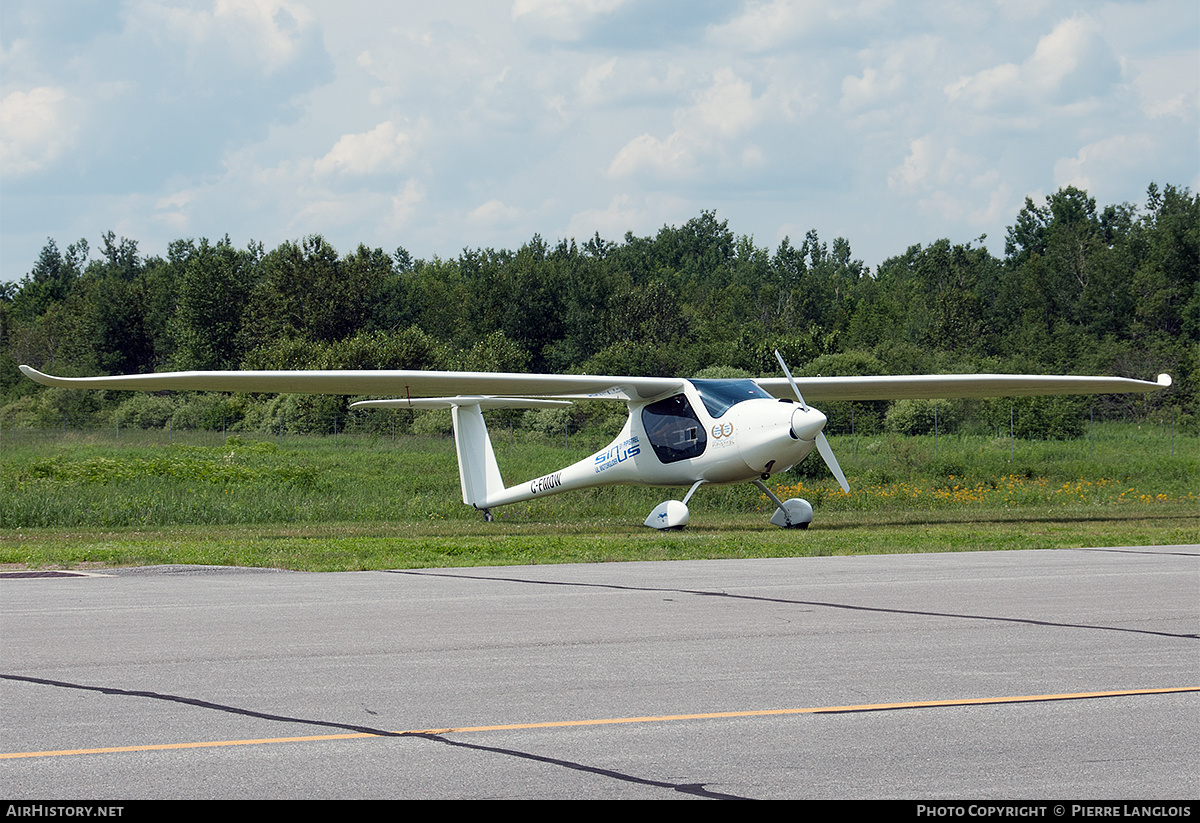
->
left=790, top=406, right=827, bottom=442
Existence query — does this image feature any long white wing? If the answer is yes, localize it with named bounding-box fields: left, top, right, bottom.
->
left=18, top=365, right=682, bottom=402
left=19, top=365, right=1170, bottom=403
left=756, top=373, right=1172, bottom=401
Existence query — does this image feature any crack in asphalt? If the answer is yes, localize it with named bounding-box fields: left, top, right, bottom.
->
left=388, top=569, right=1200, bottom=640
left=1, top=673, right=747, bottom=799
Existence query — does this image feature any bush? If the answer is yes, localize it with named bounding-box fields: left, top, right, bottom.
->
left=0, top=387, right=106, bottom=428
left=528, top=406, right=572, bottom=439
left=113, top=393, right=180, bottom=429
left=886, top=398, right=962, bottom=436
left=167, top=393, right=247, bottom=432
left=0, top=394, right=45, bottom=428
left=411, top=409, right=452, bottom=436
left=822, top=401, right=884, bottom=436
left=981, top=395, right=1086, bottom=439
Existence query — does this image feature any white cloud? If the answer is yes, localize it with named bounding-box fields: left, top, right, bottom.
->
left=565, top=195, right=643, bottom=240
left=840, top=37, right=931, bottom=115
left=707, top=0, right=818, bottom=52
left=944, top=16, right=1121, bottom=110
left=511, top=0, right=631, bottom=41
left=1053, top=134, right=1156, bottom=193
left=314, top=121, right=416, bottom=178
left=708, top=0, right=892, bottom=52
left=995, top=0, right=1050, bottom=20
left=972, top=181, right=1012, bottom=227
left=390, top=179, right=425, bottom=228
left=609, top=132, right=693, bottom=180
left=889, top=135, right=1014, bottom=230
left=841, top=66, right=885, bottom=112
left=563, top=192, right=691, bottom=243
left=133, top=0, right=318, bottom=76
left=693, top=69, right=762, bottom=137
left=914, top=181, right=1013, bottom=229
left=467, top=199, right=524, bottom=228
left=888, top=136, right=936, bottom=191
left=153, top=188, right=198, bottom=234
left=1130, top=51, right=1199, bottom=120
left=0, top=87, right=77, bottom=176
left=578, top=57, right=619, bottom=104
left=608, top=69, right=771, bottom=181
left=574, top=56, right=695, bottom=113
left=888, top=136, right=981, bottom=192
left=2, top=0, right=1196, bottom=282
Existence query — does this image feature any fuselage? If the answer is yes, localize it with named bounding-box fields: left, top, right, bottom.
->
left=488, top=379, right=824, bottom=507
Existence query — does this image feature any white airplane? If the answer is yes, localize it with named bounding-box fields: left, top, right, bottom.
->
left=19, top=358, right=1172, bottom=530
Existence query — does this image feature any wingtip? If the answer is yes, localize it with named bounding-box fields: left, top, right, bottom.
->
left=19, top=365, right=67, bottom=387
left=1158, top=373, right=1173, bottom=387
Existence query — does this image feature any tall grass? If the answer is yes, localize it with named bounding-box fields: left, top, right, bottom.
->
left=2, top=422, right=1193, bottom=531
left=4, top=420, right=1195, bottom=571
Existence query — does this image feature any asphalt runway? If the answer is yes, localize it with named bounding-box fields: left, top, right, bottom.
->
left=3, top=546, right=1197, bottom=800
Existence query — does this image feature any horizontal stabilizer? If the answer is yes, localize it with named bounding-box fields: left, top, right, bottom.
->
left=351, top=396, right=572, bottom=410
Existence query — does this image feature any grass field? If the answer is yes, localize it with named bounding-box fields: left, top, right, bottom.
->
left=2, top=422, right=1195, bottom=571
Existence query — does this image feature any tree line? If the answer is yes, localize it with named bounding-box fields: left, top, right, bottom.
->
left=2, top=183, right=1195, bottom=436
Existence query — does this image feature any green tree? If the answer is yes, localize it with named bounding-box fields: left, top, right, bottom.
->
left=170, top=237, right=260, bottom=370
left=12, top=238, right=88, bottom=322
left=1131, top=183, right=1199, bottom=342
left=239, top=235, right=378, bottom=349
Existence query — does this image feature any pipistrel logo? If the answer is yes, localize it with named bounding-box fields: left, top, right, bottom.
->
left=711, top=422, right=733, bottom=438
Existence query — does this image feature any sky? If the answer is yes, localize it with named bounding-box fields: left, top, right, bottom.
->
left=2, top=0, right=1197, bottom=283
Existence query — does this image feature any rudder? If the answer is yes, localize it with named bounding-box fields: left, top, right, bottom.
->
left=450, top=403, right=504, bottom=508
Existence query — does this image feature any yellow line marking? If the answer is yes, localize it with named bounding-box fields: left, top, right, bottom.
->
left=1, top=733, right=377, bottom=759
left=4, top=687, right=1196, bottom=760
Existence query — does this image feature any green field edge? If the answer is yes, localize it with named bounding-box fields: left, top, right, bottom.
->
left=4, top=504, right=1195, bottom=573
left=5, top=423, right=1195, bottom=572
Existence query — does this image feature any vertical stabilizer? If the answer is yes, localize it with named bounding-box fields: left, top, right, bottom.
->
left=451, top=403, right=505, bottom=507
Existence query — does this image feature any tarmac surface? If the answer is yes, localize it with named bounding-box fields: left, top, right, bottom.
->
left=3, top=546, right=1197, bottom=800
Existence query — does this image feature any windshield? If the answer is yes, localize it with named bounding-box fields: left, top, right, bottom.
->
left=690, top=379, right=775, bottom=418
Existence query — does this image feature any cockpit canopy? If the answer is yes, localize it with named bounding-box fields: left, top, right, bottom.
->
left=640, top=380, right=779, bottom=465
left=690, top=379, right=776, bottom=418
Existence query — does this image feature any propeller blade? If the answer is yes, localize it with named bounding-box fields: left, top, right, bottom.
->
left=816, top=432, right=850, bottom=493
left=774, top=349, right=807, bottom=409
left=776, top=349, right=850, bottom=493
